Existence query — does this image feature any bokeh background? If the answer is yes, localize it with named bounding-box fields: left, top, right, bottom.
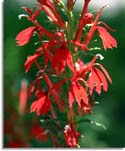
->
left=4, top=0, right=125, bottom=148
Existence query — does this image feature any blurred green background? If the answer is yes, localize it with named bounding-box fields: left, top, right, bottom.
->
left=4, top=0, right=125, bottom=148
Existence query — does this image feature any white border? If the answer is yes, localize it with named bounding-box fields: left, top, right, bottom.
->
left=0, top=0, right=3, bottom=149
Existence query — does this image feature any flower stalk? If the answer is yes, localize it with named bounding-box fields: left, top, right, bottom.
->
left=16, top=0, right=117, bottom=147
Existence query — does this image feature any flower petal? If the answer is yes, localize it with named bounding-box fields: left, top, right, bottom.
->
left=24, top=51, right=41, bottom=72
left=16, top=26, right=36, bottom=46
left=94, top=68, right=108, bottom=92
left=97, top=26, right=117, bottom=50
left=96, top=63, right=112, bottom=84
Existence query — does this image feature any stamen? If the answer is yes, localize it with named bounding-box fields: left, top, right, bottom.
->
left=18, top=14, right=28, bottom=20
left=96, top=54, right=104, bottom=60
left=75, top=62, right=80, bottom=71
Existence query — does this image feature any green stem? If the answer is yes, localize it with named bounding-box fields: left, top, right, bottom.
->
left=66, top=10, right=74, bottom=53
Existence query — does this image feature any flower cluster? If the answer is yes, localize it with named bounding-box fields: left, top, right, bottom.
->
left=16, top=0, right=117, bottom=147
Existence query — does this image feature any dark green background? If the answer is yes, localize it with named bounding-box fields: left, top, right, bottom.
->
left=4, top=0, right=125, bottom=148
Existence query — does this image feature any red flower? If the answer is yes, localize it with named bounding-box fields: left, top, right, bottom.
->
left=68, top=59, right=91, bottom=113
left=85, top=6, right=117, bottom=50
left=16, top=26, right=36, bottom=46
left=74, top=0, right=92, bottom=42
left=38, top=0, right=66, bottom=28
left=30, top=95, right=51, bottom=116
left=69, top=81, right=91, bottom=113
left=86, top=55, right=112, bottom=95
left=24, top=51, right=42, bottom=73
left=64, top=124, right=80, bottom=147
left=52, top=45, right=74, bottom=74
left=97, top=26, right=117, bottom=50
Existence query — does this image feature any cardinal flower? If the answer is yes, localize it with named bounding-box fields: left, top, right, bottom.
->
left=30, top=94, right=51, bottom=116
left=83, top=55, right=112, bottom=95
left=24, top=51, right=42, bottom=73
left=30, top=77, right=51, bottom=116
left=74, top=0, right=92, bottom=42
left=64, top=124, right=80, bottom=147
left=37, top=0, right=66, bottom=28
left=16, top=26, right=36, bottom=46
left=52, top=45, right=74, bottom=74
left=69, top=81, right=91, bottom=113
left=97, top=26, right=117, bottom=50
left=85, top=6, right=117, bottom=50
left=68, top=59, right=91, bottom=113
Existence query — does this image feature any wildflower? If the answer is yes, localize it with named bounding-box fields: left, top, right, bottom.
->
left=68, top=59, right=91, bottom=113
left=85, top=55, right=112, bottom=95
left=30, top=94, right=51, bottom=116
left=69, top=81, right=91, bottom=113
left=16, top=26, right=36, bottom=46
left=64, top=124, right=80, bottom=147
left=38, top=0, right=66, bottom=28
left=85, top=6, right=117, bottom=50
left=97, top=26, right=117, bottom=50
left=24, top=51, right=42, bottom=73
left=52, top=45, right=74, bottom=74
left=74, top=0, right=92, bottom=42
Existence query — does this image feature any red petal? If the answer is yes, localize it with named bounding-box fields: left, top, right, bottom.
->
left=89, top=69, right=101, bottom=94
left=79, top=84, right=89, bottom=105
left=82, top=55, right=97, bottom=74
left=96, top=63, right=112, bottom=84
left=52, top=45, right=69, bottom=73
left=16, top=26, right=36, bottom=46
left=93, top=69, right=101, bottom=94
left=67, top=51, right=74, bottom=71
left=30, top=96, right=50, bottom=116
left=31, top=8, right=41, bottom=20
left=24, top=51, right=41, bottom=72
left=97, top=26, right=117, bottom=50
left=41, top=97, right=51, bottom=115
left=72, top=82, right=81, bottom=108
left=42, top=5, right=57, bottom=23
left=94, top=68, right=108, bottom=92
left=30, top=101, right=38, bottom=113
left=88, top=71, right=95, bottom=95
